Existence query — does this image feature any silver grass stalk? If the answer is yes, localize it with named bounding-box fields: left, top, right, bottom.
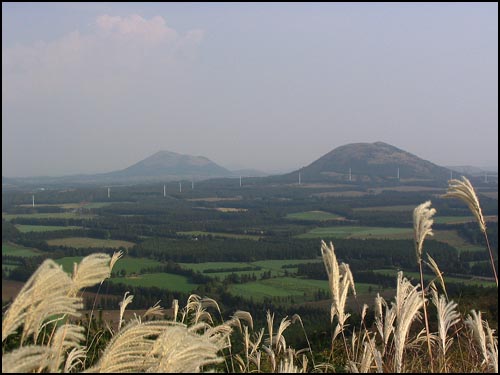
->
left=266, top=310, right=274, bottom=353
left=413, top=201, right=436, bottom=371
left=321, top=240, right=355, bottom=363
left=443, top=177, right=498, bottom=286
left=147, top=325, right=229, bottom=372
left=425, top=254, right=448, bottom=300
left=443, top=177, right=486, bottom=232
left=143, top=300, right=164, bottom=319
left=413, top=201, right=436, bottom=263
left=291, top=313, right=315, bottom=369
left=278, top=349, right=300, bottom=373
left=109, top=250, right=123, bottom=272
left=430, top=286, right=460, bottom=367
left=70, top=253, right=113, bottom=295
left=465, top=310, right=498, bottom=371
left=250, top=328, right=265, bottom=356
left=484, top=322, right=498, bottom=373
left=487, top=338, right=498, bottom=373
left=231, top=310, right=254, bottom=331
left=273, top=316, right=292, bottom=354
left=64, top=347, right=87, bottom=373
left=90, top=319, right=183, bottom=372
left=321, top=240, right=353, bottom=329
left=234, top=354, right=246, bottom=372
left=2, top=345, right=51, bottom=373
left=374, top=293, right=396, bottom=354
left=118, top=292, right=134, bottom=331
left=393, top=272, right=424, bottom=373
left=47, top=323, right=86, bottom=373
left=172, top=299, right=179, bottom=322
left=2, top=259, right=82, bottom=344
left=262, top=344, right=277, bottom=372
left=346, top=339, right=374, bottom=373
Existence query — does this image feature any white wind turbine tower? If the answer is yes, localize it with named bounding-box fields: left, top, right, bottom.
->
left=349, top=168, right=352, bottom=182
left=107, top=187, right=110, bottom=198
left=164, top=184, right=166, bottom=197
left=298, top=172, right=301, bottom=185
left=240, top=176, right=242, bottom=187
left=179, top=182, right=182, bottom=193
left=192, top=178, right=194, bottom=190
left=32, top=194, right=35, bottom=208
left=397, top=167, right=400, bottom=180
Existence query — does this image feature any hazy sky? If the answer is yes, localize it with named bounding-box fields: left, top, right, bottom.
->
left=2, top=2, right=498, bottom=177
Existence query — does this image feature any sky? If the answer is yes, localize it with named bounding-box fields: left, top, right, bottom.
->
left=2, top=2, right=498, bottom=177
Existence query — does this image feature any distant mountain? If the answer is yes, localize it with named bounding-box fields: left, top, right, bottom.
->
left=3, top=151, right=233, bottom=187
left=280, top=141, right=453, bottom=184
left=103, top=150, right=232, bottom=180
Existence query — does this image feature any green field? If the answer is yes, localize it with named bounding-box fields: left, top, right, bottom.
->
left=55, top=256, right=163, bottom=274
left=46, top=237, right=135, bottom=249
left=108, top=273, right=199, bottom=293
left=297, top=226, right=413, bottom=239
left=14, top=224, right=82, bottom=233
left=17, top=202, right=117, bottom=209
left=352, top=205, right=416, bottom=212
left=433, top=230, right=484, bottom=253
left=2, top=243, right=41, bottom=257
left=251, top=259, right=322, bottom=271
left=229, top=277, right=378, bottom=303
left=433, top=216, right=475, bottom=224
left=178, top=231, right=261, bottom=240
left=179, top=258, right=322, bottom=276
left=180, top=262, right=255, bottom=273
left=373, top=269, right=496, bottom=287
left=285, top=211, right=343, bottom=221
left=180, top=261, right=275, bottom=279
left=2, top=212, right=94, bottom=220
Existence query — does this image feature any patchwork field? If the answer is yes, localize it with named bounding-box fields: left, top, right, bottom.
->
left=285, top=210, right=344, bottom=221
left=187, top=197, right=242, bottom=202
left=180, top=258, right=323, bottom=278
left=108, top=273, right=199, bottom=293
left=2, top=212, right=94, bottom=220
left=178, top=231, right=261, bottom=240
left=14, top=224, right=81, bottom=233
left=433, top=230, right=485, bottom=252
left=46, top=237, right=135, bottom=249
left=55, top=256, right=163, bottom=274
left=17, top=202, right=118, bottom=209
left=2, top=243, right=41, bottom=257
left=229, top=277, right=379, bottom=303
left=352, top=205, right=416, bottom=212
left=214, top=207, right=248, bottom=212
left=297, top=226, right=413, bottom=239
left=373, top=269, right=496, bottom=287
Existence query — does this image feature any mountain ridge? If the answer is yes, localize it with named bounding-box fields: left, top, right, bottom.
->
left=276, top=141, right=455, bottom=184
left=3, top=142, right=487, bottom=187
